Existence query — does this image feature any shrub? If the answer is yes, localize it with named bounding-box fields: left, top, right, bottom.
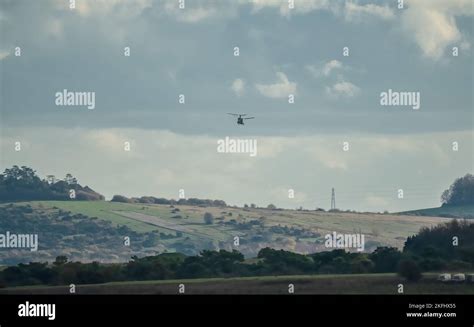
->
left=203, top=212, right=214, bottom=225
left=111, top=195, right=131, bottom=203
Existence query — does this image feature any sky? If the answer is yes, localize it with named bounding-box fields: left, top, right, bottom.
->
left=0, top=0, right=473, bottom=212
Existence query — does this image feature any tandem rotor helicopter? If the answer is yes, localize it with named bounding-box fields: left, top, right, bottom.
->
left=227, top=113, right=255, bottom=125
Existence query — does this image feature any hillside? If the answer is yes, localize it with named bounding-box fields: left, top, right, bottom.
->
left=399, top=204, right=474, bottom=219
left=0, top=203, right=167, bottom=264
left=0, top=200, right=451, bottom=263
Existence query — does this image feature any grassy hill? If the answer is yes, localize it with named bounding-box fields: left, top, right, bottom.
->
left=399, top=204, right=474, bottom=219
left=0, top=200, right=452, bottom=263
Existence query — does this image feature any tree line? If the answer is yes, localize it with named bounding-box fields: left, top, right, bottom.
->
left=111, top=195, right=227, bottom=207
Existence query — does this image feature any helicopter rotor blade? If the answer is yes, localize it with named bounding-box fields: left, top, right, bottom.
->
left=227, top=113, right=240, bottom=116
left=243, top=117, right=255, bottom=120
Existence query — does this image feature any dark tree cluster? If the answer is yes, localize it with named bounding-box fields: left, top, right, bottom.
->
left=0, top=166, right=104, bottom=201
left=404, top=219, right=474, bottom=271
left=441, top=174, right=474, bottom=206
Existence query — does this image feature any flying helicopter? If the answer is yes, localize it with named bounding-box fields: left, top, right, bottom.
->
left=227, top=113, right=255, bottom=125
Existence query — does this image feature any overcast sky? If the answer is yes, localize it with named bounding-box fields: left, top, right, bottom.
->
left=1, top=0, right=473, bottom=212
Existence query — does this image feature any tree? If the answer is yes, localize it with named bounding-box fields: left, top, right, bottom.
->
left=369, top=247, right=402, bottom=273
left=203, top=212, right=214, bottom=225
left=65, top=173, right=74, bottom=185
left=267, top=204, right=277, bottom=210
left=398, top=259, right=422, bottom=281
left=54, top=256, right=68, bottom=266
left=441, top=174, right=474, bottom=205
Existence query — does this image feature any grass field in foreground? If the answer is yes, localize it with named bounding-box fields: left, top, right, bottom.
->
left=1, top=273, right=473, bottom=295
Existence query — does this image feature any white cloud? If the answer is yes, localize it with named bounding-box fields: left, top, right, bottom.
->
left=165, top=5, right=218, bottom=23
left=322, top=60, right=343, bottom=76
left=344, top=2, right=395, bottom=21
left=57, top=0, right=218, bottom=23
left=0, top=50, right=10, bottom=60
left=245, top=0, right=395, bottom=19
left=400, top=0, right=473, bottom=60
left=163, top=1, right=240, bottom=23
left=46, top=19, right=63, bottom=39
left=255, top=72, right=297, bottom=98
left=231, top=78, right=245, bottom=96
left=326, top=81, right=360, bottom=98
left=307, top=60, right=343, bottom=77
left=245, top=0, right=333, bottom=17
left=61, top=0, right=152, bottom=17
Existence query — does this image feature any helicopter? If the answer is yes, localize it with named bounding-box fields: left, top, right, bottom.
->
left=227, top=113, right=255, bottom=125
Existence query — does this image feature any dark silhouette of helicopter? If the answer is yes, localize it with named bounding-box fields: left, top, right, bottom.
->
left=227, top=113, right=255, bottom=125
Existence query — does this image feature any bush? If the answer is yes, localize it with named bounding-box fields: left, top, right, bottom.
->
left=76, top=190, right=104, bottom=201
left=111, top=195, right=131, bottom=203
left=398, top=259, right=422, bottom=281
left=203, top=212, right=214, bottom=225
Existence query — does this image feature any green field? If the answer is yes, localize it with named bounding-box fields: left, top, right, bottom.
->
left=29, top=201, right=162, bottom=233
left=1, top=273, right=473, bottom=294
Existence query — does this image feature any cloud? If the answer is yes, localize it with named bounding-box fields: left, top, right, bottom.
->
left=255, top=72, right=297, bottom=98
left=307, top=60, right=343, bottom=77
left=231, top=78, right=245, bottom=96
left=164, top=3, right=218, bottom=23
left=322, top=60, right=343, bottom=76
left=162, top=1, right=241, bottom=23
left=326, top=81, right=360, bottom=98
left=245, top=0, right=333, bottom=17
left=58, top=0, right=220, bottom=23
left=344, top=2, right=395, bottom=21
left=245, top=0, right=395, bottom=20
left=46, top=18, right=63, bottom=39
left=307, top=59, right=359, bottom=99
left=0, top=50, right=10, bottom=60
left=61, top=0, right=152, bottom=17
left=400, top=0, right=473, bottom=60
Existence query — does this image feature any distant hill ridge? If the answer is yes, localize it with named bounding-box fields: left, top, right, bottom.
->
left=399, top=204, right=474, bottom=219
